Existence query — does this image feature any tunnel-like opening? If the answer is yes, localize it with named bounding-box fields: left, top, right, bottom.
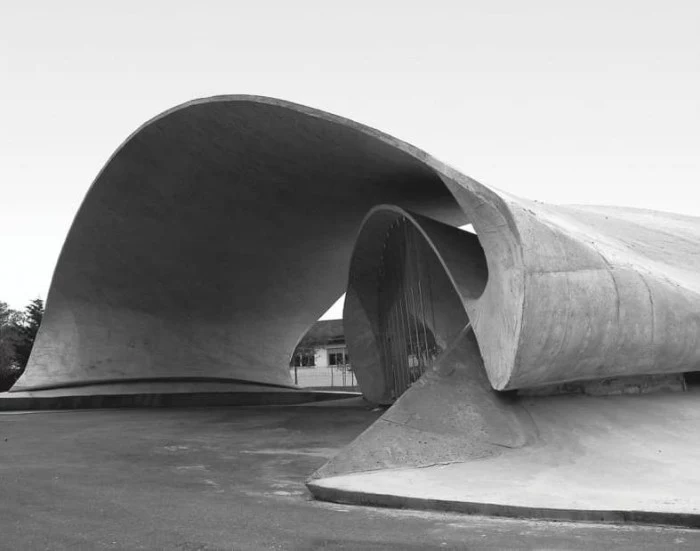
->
left=344, top=206, right=489, bottom=404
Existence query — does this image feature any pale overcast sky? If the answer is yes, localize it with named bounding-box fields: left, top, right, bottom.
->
left=1, top=1, right=699, bottom=313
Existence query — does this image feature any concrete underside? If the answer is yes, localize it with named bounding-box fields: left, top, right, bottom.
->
left=309, top=387, right=700, bottom=526
left=14, top=95, right=466, bottom=393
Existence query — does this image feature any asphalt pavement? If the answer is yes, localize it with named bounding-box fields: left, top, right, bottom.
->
left=0, top=401, right=698, bottom=550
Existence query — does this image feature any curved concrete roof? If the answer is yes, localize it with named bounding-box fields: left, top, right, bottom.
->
left=14, top=96, right=465, bottom=391
left=12, top=95, right=700, bottom=393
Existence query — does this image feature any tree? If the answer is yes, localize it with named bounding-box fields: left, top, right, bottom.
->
left=0, top=301, right=23, bottom=391
left=13, top=298, right=44, bottom=370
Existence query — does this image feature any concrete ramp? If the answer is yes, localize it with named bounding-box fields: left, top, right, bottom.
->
left=311, top=327, right=534, bottom=479
left=308, top=331, right=700, bottom=525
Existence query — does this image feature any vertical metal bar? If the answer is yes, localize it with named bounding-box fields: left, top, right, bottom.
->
left=423, top=235, right=437, bottom=364
left=406, top=223, right=423, bottom=379
left=380, top=307, right=391, bottom=394
left=403, top=221, right=412, bottom=384
left=378, top=235, right=392, bottom=397
left=416, top=239, right=431, bottom=370
left=395, top=222, right=406, bottom=394
left=389, top=297, right=398, bottom=397
left=406, top=226, right=420, bottom=376
left=382, top=228, right=392, bottom=397
left=382, top=329, right=392, bottom=395
left=378, top=217, right=449, bottom=399
left=416, top=231, right=430, bottom=375
left=390, top=230, right=402, bottom=398
left=401, top=221, right=415, bottom=387
left=400, top=220, right=411, bottom=393
left=395, top=224, right=403, bottom=396
left=383, top=228, right=394, bottom=398
left=394, top=224, right=405, bottom=397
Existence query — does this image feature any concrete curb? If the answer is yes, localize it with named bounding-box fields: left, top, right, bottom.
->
left=306, top=481, right=700, bottom=529
left=0, top=390, right=360, bottom=411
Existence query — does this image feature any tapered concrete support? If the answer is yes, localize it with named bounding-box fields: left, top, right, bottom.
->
left=311, top=327, right=535, bottom=479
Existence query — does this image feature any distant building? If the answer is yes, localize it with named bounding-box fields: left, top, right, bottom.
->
left=291, top=320, right=349, bottom=368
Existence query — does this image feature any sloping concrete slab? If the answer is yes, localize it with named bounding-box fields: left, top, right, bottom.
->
left=309, top=387, right=700, bottom=527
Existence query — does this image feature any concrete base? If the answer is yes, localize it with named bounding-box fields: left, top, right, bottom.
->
left=1, top=380, right=359, bottom=410
left=308, top=387, right=700, bottom=527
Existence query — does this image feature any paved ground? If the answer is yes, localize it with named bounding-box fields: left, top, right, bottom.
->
left=1, top=401, right=699, bottom=550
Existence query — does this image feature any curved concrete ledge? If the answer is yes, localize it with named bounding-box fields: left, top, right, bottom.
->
left=306, top=482, right=700, bottom=528
left=9, top=376, right=298, bottom=394
left=0, top=388, right=359, bottom=411
left=446, top=183, right=700, bottom=389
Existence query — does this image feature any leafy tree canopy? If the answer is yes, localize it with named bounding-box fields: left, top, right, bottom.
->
left=0, top=298, right=44, bottom=391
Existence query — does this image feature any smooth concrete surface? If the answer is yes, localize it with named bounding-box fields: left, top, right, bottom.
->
left=2, top=405, right=700, bottom=550
left=15, top=95, right=466, bottom=392
left=346, top=202, right=700, bottom=397
left=309, top=386, right=700, bottom=527
left=445, top=182, right=700, bottom=390
left=16, top=95, right=700, bottom=397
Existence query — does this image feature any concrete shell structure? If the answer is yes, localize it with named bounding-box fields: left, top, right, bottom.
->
left=9, top=94, right=700, bottom=521
left=14, top=96, right=467, bottom=393
left=346, top=203, right=700, bottom=403
left=12, top=95, right=700, bottom=398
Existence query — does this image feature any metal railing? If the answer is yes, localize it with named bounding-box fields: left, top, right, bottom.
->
left=290, top=364, right=359, bottom=391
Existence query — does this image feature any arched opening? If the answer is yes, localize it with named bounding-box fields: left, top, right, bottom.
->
left=344, top=206, right=487, bottom=404
left=288, top=316, right=358, bottom=391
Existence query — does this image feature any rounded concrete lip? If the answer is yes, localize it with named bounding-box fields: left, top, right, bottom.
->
left=0, top=388, right=360, bottom=411
left=307, top=473, right=700, bottom=528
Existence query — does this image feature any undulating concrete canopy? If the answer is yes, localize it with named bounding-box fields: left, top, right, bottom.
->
left=346, top=202, right=700, bottom=399
left=11, top=95, right=700, bottom=399
left=11, top=94, right=700, bottom=522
